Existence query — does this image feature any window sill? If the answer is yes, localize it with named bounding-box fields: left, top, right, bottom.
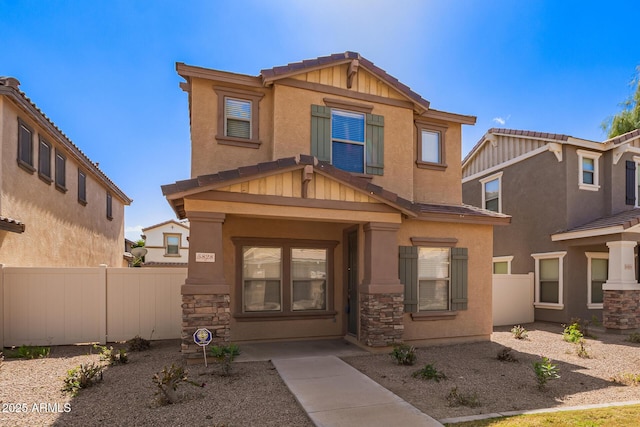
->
left=17, top=160, right=36, bottom=174
left=534, top=303, right=564, bottom=310
left=416, top=161, right=447, bottom=171
left=38, top=174, right=53, bottom=185
left=587, top=303, right=603, bottom=310
left=164, top=254, right=181, bottom=257
left=234, top=310, right=337, bottom=322
left=78, top=199, right=87, bottom=206
left=410, top=311, right=457, bottom=321
left=55, top=183, right=68, bottom=194
left=578, top=184, right=600, bottom=191
left=216, top=135, right=262, bottom=149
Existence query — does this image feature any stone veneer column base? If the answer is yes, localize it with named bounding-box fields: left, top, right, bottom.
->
left=181, top=293, right=230, bottom=362
left=603, top=290, right=640, bottom=331
left=360, top=292, right=404, bottom=347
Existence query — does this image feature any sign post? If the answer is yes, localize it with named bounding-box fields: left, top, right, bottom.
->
left=193, top=328, right=213, bottom=367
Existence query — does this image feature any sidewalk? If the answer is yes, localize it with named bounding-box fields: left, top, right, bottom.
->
left=273, top=355, right=443, bottom=427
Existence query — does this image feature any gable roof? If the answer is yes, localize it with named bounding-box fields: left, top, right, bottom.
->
left=142, top=219, right=189, bottom=233
left=0, top=77, right=132, bottom=204
left=552, top=208, right=640, bottom=241
left=162, top=154, right=509, bottom=225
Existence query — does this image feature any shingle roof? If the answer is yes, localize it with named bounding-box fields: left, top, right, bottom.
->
left=162, top=155, right=510, bottom=225
left=0, top=76, right=132, bottom=204
left=260, top=51, right=431, bottom=112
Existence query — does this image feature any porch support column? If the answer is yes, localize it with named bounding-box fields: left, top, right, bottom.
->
left=181, top=211, right=230, bottom=362
left=603, top=240, right=640, bottom=331
left=359, top=222, right=404, bottom=347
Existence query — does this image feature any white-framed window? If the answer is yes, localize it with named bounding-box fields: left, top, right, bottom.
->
left=586, top=252, right=608, bottom=309
left=421, top=130, right=441, bottom=163
left=480, top=172, right=503, bottom=213
left=577, top=149, right=601, bottom=191
left=164, top=234, right=181, bottom=256
left=225, top=97, right=252, bottom=139
left=331, top=109, right=365, bottom=174
left=532, top=251, right=566, bottom=309
left=417, top=247, right=450, bottom=311
left=493, top=255, right=513, bottom=274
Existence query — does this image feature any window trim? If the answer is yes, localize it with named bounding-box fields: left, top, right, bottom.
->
left=232, top=237, right=338, bottom=321
left=106, top=192, right=113, bottom=220
left=214, top=87, right=264, bottom=149
left=54, top=149, right=67, bottom=193
left=577, top=149, right=601, bottom=191
left=164, top=233, right=182, bottom=257
left=78, top=170, right=87, bottom=206
left=586, top=252, right=608, bottom=309
left=493, top=255, right=514, bottom=274
left=532, top=251, right=566, bottom=309
left=415, top=121, right=448, bottom=171
left=17, top=118, right=35, bottom=173
left=480, top=171, right=503, bottom=213
left=38, top=136, right=53, bottom=184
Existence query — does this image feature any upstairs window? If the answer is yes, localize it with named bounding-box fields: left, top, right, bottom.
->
left=55, top=149, right=67, bottom=192
left=577, top=150, right=601, bottom=191
left=311, top=104, right=384, bottom=175
left=421, top=130, right=441, bottom=163
left=480, top=172, right=503, bottom=213
left=331, top=110, right=365, bottom=173
left=416, top=121, right=448, bottom=170
left=214, top=87, right=264, bottom=149
left=106, top=192, right=113, bottom=220
left=38, top=137, right=52, bottom=182
left=17, top=118, right=35, bottom=172
left=164, top=234, right=181, bottom=256
left=78, top=170, right=87, bottom=205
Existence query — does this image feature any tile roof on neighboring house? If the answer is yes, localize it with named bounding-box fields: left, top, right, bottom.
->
left=0, top=76, right=132, bottom=204
left=606, top=128, right=640, bottom=145
left=162, top=155, right=510, bottom=225
left=552, top=209, right=640, bottom=241
left=141, top=219, right=190, bottom=232
left=142, top=261, right=188, bottom=268
left=0, top=216, right=25, bottom=233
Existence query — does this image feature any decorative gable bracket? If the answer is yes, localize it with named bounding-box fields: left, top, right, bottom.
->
left=547, top=142, right=563, bottom=162
left=347, top=59, right=359, bottom=89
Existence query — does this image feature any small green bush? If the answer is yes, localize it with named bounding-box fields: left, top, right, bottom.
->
left=533, top=356, right=560, bottom=390
left=497, top=348, right=518, bottom=362
left=563, top=321, right=584, bottom=343
left=626, top=332, right=640, bottom=344
left=94, top=344, right=128, bottom=365
left=127, top=335, right=151, bottom=352
left=446, top=386, right=481, bottom=407
left=511, top=325, right=529, bottom=340
left=62, top=363, right=104, bottom=396
left=390, top=343, right=416, bottom=366
left=576, top=339, right=591, bottom=359
left=412, top=364, right=446, bottom=382
left=209, top=343, right=241, bottom=376
left=152, top=364, right=203, bottom=405
left=5, top=345, right=50, bottom=359
left=612, top=372, right=640, bottom=386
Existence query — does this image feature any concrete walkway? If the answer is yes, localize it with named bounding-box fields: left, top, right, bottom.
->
left=273, top=355, right=443, bottom=427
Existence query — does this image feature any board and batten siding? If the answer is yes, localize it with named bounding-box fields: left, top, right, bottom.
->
left=464, top=135, right=549, bottom=178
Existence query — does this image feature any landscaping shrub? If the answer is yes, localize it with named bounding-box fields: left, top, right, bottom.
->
left=563, top=320, right=584, bottom=343
left=412, top=364, right=446, bottom=382
left=390, top=343, right=416, bottom=366
left=626, top=332, right=640, bottom=344
left=5, top=345, right=50, bottom=359
left=533, top=356, right=560, bottom=390
left=446, top=386, right=481, bottom=407
left=127, top=335, right=151, bottom=352
left=497, top=348, right=518, bottom=362
left=63, top=363, right=104, bottom=396
left=209, top=343, right=241, bottom=376
left=511, top=325, right=529, bottom=340
left=152, top=364, right=203, bottom=405
left=94, top=344, right=128, bottom=365
left=612, top=372, right=640, bottom=386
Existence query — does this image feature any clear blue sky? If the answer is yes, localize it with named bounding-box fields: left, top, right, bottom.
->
left=2, top=0, right=639, bottom=240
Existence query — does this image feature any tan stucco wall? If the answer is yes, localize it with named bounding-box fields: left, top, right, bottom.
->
left=187, top=71, right=465, bottom=205
left=0, top=98, right=126, bottom=267
left=222, top=216, right=348, bottom=342
left=397, top=220, right=494, bottom=344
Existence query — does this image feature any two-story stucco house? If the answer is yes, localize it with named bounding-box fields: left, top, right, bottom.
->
left=140, top=219, right=189, bottom=267
left=162, top=52, right=509, bottom=360
left=0, top=76, right=131, bottom=267
left=462, top=127, right=640, bottom=331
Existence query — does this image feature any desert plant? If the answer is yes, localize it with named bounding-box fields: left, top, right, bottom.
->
left=209, top=343, right=241, bottom=376
left=533, top=356, right=560, bottom=389
left=511, top=325, right=529, bottom=340
left=0, top=352, right=3, bottom=370
left=127, top=335, right=152, bottom=352
left=446, top=386, right=481, bottom=407
left=497, top=348, right=518, bottom=362
left=5, top=345, right=50, bottom=359
left=94, top=344, right=128, bottom=365
left=626, top=332, right=640, bottom=344
left=563, top=321, right=584, bottom=343
left=152, top=364, right=203, bottom=405
left=412, top=364, right=446, bottom=382
left=62, top=363, right=104, bottom=396
left=390, top=343, right=416, bottom=366
left=576, top=339, right=591, bottom=359
left=611, top=372, right=640, bottom=386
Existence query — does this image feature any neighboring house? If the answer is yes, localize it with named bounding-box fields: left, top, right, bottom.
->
left=162, top=52, right=509, bottom=359
left=0, top=76, right=132, bottom=267
left=140, top=219, right=189, bottom=267
left=462, top=127, right=640, bottom=330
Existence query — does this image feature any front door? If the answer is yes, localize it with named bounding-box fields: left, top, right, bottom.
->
left=347, top=229, right=358, bottom=336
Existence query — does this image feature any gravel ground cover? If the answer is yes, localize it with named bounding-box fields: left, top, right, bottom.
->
left=2, top=322, right=640, bottom=426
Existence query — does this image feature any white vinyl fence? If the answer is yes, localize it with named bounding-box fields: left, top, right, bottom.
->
left=0, top=266, right=186, bottom=347
left=492, top=273, right=535, bottom=327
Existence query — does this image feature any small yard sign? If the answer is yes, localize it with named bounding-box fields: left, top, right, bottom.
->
left=193, top=328, right=213, bottom=366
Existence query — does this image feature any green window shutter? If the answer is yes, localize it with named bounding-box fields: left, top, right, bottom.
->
left=451, top=247, right=468, bottom=311
left=399, top=246, right=418, bottom=312
left=311, top=105, right=331, bottom=162
left=366, top=113, right=384, bottom=175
